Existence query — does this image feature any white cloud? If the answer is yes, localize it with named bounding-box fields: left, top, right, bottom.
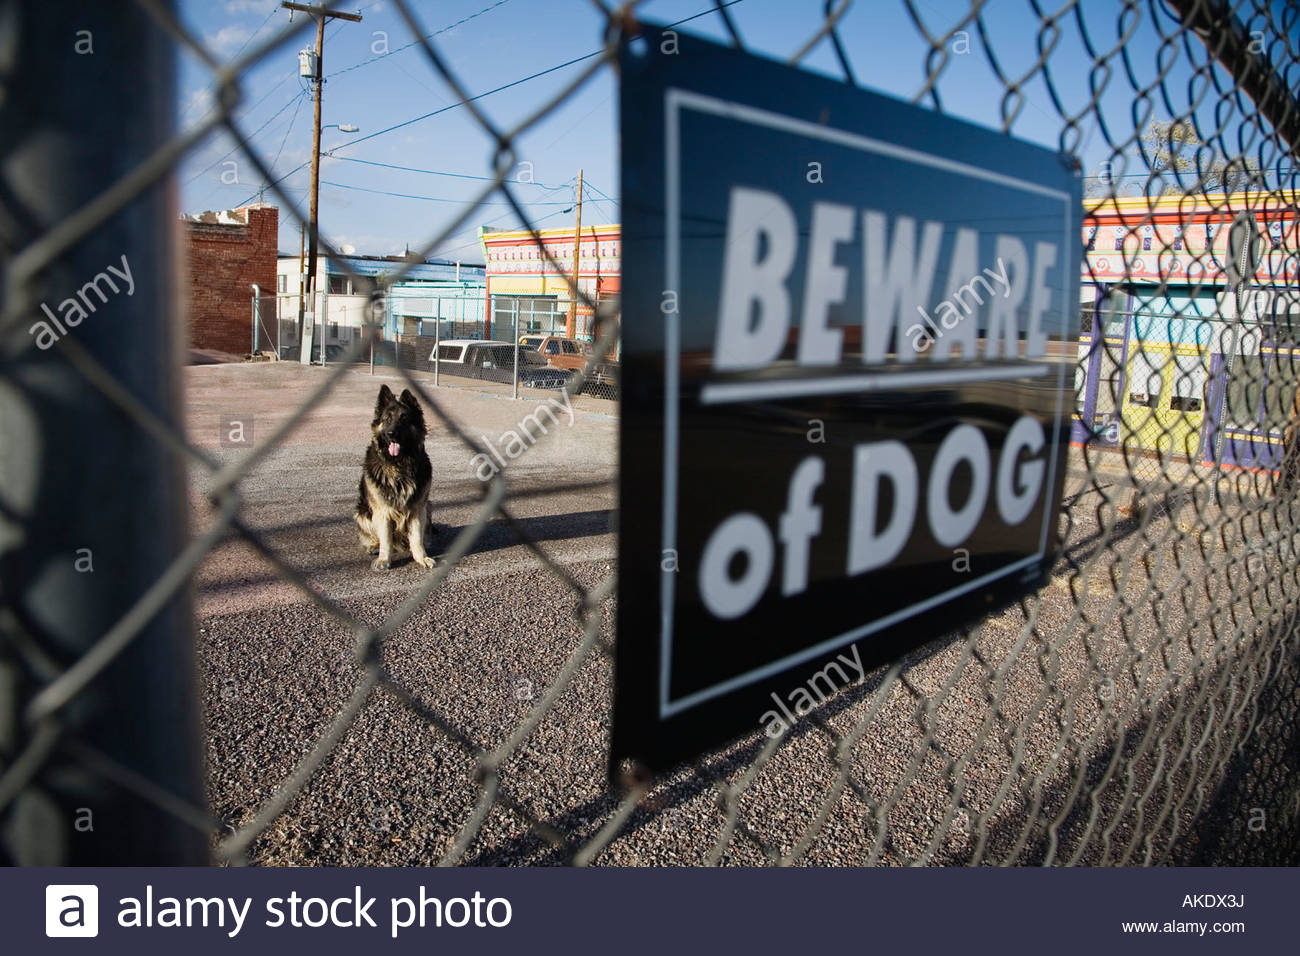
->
left=328, top=233, right=409, bottom=257
left=205, top=24, right=253, bottom=55
left=224, top=0, right=277, bottom=14
left=180, top=86, right=214, bottom=121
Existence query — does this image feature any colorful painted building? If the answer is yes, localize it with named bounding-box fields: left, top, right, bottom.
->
left=1076, top=192, right=1300, bottom=470
left=478, top=223, right=621, bottom=344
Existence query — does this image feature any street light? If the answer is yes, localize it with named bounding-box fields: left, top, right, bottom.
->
left=300, top=121, right=359, bottom=363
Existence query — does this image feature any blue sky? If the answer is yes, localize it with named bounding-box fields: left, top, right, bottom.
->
left=176, top=0, right=1292, bottom=264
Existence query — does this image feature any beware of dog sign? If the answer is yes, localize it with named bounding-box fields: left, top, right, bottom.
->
left=613, top=27, right=1081, bottom=778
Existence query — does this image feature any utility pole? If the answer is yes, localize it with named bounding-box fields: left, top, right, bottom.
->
left=297, top=219, right=306, bottom=355
left=282, top=2, right=361, bottom=347
left=568, top=168, right=583, bottom=340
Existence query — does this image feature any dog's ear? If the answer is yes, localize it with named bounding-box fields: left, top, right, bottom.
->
left=374, top=384, right=395, bottom=415
left=398, top=389, right=425, bottom=428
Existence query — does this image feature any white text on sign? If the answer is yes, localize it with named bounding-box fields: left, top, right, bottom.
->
left=698, top=416, right=1047, bottom=620
left=713, top=186, right=1059, bottom=369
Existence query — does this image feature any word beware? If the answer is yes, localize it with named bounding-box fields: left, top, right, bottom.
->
left=714, top=187, right=1058, bottom=368
left=30, top=254, right=135, bottom=349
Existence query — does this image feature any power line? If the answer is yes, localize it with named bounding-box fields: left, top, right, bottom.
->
left=302, top=176, right=575, bottom=259
left=180, top=5, right=282, bottom=122
left=576, top=178, right=619, bottom=222
left=435, top=205, right=576, bottom=260
left=181, top=69, right=293, bottom=138
left=319, top=179, right=578, bottom=205
left=269, top=89, right=307, bottom=173
left=330, top=155, right=564, bottom=188
left=229, top=3, right=282, bottom=64
left=582, top=178, right=619, bottom=206
left=185, top=89, right=306, bottom=186
left=328, top=0, right=748, bottom=155
left=428, top=179, right=578, bottom=257
left=211, top=0, right=505, bottom=199
left=1084, top=168, right=1297, bottom=180
left=181, top=14, right=347, bottom=132
left=180, top=16, right=352, bottom=187
left=327, top=0, right=514, bottom=78
left=327, top=51, right=605, bottom=153
left=229, top=0, right=747, bottom=206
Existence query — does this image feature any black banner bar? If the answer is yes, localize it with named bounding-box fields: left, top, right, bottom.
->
left=5, top=866, right=1289, bottom=953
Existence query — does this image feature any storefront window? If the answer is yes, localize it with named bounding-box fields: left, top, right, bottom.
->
left=1128, top=345, right=1162, bottom=408
left=1168, top=351, right=1206, bottom=413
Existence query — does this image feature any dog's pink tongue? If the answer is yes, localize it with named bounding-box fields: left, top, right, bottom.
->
left=387, top=441, right=400, bottom=457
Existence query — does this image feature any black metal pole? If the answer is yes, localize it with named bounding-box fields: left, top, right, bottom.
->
left=1167, top=0, right=1300, bottom=154
left=0, top=0, right=207, bottom=864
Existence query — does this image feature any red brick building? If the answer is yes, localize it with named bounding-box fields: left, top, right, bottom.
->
left=183, top=204, right=277, bottom=355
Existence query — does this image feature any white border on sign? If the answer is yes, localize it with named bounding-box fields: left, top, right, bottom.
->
left=660, top=88, right=1073, bottom=719
left=700, top=364, right=1052, bottom=404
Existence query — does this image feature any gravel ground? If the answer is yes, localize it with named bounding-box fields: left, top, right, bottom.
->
left=188, top=362, right=1300, bottom=866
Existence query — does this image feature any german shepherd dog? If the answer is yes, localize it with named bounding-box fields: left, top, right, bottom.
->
left=355, top=384, right=437, bottom=571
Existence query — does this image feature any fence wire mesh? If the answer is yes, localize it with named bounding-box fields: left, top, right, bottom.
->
left=2, top=0, right=1300, bottom=867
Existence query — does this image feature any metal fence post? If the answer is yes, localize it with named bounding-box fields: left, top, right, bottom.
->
left=251, top=283, right=260, bottom=354
left=318, top=288, right=327, bottom=366
left=0, top=0, right=206, bottom=864
left=512, top=299, right=519, bottom=401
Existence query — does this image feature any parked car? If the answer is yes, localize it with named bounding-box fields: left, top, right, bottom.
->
left=517, top=335, right=590, bottom=372
left=432, top=339, right=512, bottom=369
left=585, top=361, right=620, bottom=398
left=429, top=339, right=568, bottom=389
left=518, top=335, right=619, bottom=398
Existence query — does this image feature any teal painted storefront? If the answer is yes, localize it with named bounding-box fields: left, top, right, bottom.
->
left=1074, top=283, right=1299, bottom=471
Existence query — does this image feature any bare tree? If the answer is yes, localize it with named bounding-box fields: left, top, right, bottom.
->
left=1085, top=120, right=1261, bottom=197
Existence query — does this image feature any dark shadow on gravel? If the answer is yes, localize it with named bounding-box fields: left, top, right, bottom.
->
left=458, top=509, right=613, bottom=557
left=197, top=510, right=615, bottom=596
left=461, top=625, right=975, bottom=865
left=241, top=481, right=618, bottom=536
left=465, top=585, right=1300, bottom=866
left=922, top=620, right=1300, bottom=867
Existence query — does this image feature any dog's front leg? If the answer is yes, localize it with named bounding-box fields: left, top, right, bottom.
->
left=372, top=516, right=394, bottom=571
left=407, top=508, right=436, bottom=569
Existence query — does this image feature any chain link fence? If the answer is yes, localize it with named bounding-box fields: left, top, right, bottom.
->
left=270, top=289, right=623, bottom=401
left=2, top=0, right=1299, bottom=866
